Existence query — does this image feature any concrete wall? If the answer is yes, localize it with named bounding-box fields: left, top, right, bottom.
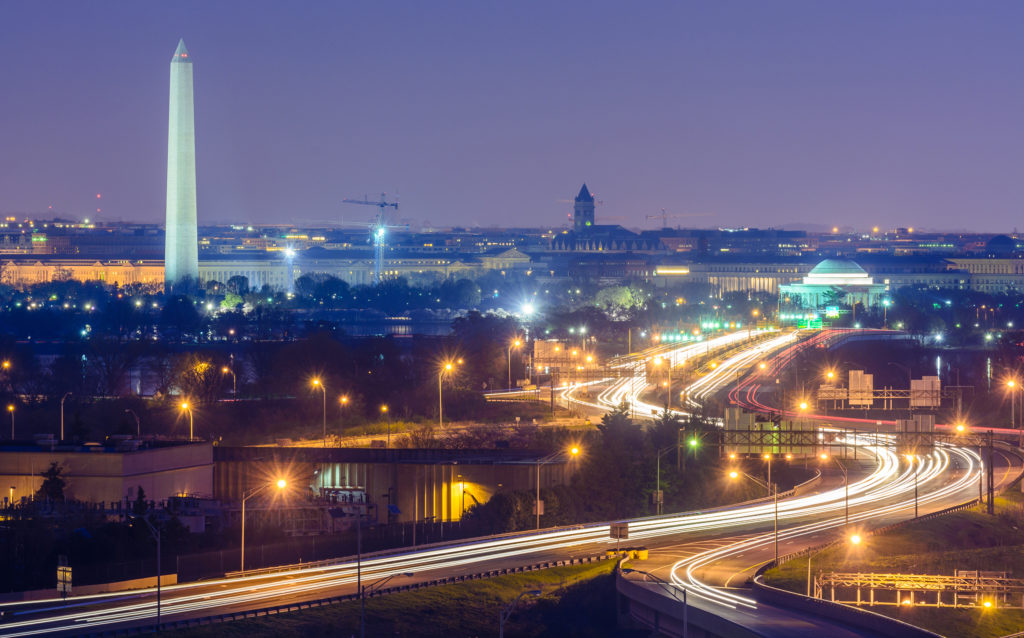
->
left=0, top=443, right=213, bottom=505
left=213, top=449, right=575, bottom=525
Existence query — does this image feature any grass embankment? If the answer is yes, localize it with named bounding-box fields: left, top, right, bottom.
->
left=764, top=486, right=1024, bottom=638
left=175, top=561, right=642, bottom=638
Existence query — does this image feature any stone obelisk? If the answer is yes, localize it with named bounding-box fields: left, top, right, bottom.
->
left=165, top=39, right=199, bottom=290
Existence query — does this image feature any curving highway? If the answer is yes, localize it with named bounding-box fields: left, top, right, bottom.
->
left=2, top=329, right=1020, bottom=636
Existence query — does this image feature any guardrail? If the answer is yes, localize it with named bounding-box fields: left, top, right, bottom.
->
left=83, top=554, right=612, bottom=637
left=219, top=474, right=822, bottom=584
left=744, top=498, right=983, bottom=638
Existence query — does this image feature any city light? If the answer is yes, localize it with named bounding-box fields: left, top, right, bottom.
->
left=850, top=534, right=862, bottom=545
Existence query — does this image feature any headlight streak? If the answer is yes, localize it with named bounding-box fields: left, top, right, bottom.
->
left=666, top=438, right=981, bottom=610
left=0, top=331, right=988, bottom=636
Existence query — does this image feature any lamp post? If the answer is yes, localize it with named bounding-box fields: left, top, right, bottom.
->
left=240, top=478, right=287, bottom=574
left=312, top=378, right=326, bottom=447
left=1008, top=379, right=1021, bottom=446
left=882, top=299, right=891, bottom=327
left=6, top=404, right=13, bottom=440
left=653, top=355, right=672, bottom=408
left=222, top=366, right=237, bottom=396
left=60, top=392, right=72, bottom=441
left=499, top=588, right=542, bottom=638
left=819, top=453, right=849, bottom=527
left=124, top=408, right=140, bottom=438
left=179, top=402, right=193, bottom=441
left=127, top=513, right=161, bottom=629
left=359, top=572, right=415, bottom=638
left=535, top=447, right=580, bottom=530
left=339, top=395, right=349, bottom=435
left=439, top=361, right=455, bottom=428
left=381, top=404, right=390, bottom=448
left=730, top=467, right=778, bottom=564
left=508, top=339, right=522, bottom=390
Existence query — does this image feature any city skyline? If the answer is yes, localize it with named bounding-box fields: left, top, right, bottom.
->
left=4, top=3, right=1024, bottom=233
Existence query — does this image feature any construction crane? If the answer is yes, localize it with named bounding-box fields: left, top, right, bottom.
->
left=342, top=193, right=400, bottom=284
left=645, top=209, right=710, bottom=228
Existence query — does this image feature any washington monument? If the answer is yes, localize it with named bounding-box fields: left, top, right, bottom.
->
left=164, top=39, right=199, bottom=289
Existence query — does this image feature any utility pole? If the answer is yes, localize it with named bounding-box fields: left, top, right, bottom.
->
left=987, top=429, right=995, bottom=515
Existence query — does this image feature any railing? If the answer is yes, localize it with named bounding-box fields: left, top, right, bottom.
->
left=85, top=554, right=611, bottom=637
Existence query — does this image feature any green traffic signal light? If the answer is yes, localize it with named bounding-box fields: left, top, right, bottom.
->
left=688, top=439, right=697, bottom=447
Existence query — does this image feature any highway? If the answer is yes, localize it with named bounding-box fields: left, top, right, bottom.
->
left=1, top=329, right=1020, bottom=636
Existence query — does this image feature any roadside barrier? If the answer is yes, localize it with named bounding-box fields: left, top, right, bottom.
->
left=82, top=554, right=612, bottom=637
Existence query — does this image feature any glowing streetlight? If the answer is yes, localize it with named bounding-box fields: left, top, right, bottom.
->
left=6, top=404, right=13, bottom=440
left=381, top=404, right=391, bottom=448
left=730, top=468, right=778, bottom=562
left=439, top=360, right=459, bottom=428
left=312, top=378, right=327, bottom=447
left=534, top=447, right=581, bottom=529
left=222, top=366, right=236, bottom=395
left=507, top=339, right=522, bottom=390
left=240, top=479, right=287, bottom=574
left=850, top=534, right=862, bottom=545
left=180, top=402, right=193, bottom=441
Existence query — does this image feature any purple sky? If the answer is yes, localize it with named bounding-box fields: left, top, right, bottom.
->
left=2, top=1, right=1024, bottom=232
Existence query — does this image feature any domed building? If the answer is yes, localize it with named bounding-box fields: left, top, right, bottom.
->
left=778, top=259, right=886, bottom=309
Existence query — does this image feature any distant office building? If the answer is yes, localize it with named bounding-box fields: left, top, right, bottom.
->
left=553, top=183, right=661, bottom=253
left=165, top=39, right=200, bottom=289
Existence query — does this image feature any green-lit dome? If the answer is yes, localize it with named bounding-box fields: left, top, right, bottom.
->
left=807, top=259, right=868, bottom=277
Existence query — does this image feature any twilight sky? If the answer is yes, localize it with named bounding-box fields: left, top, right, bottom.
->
left=2, top=1, right=1024, bottom=232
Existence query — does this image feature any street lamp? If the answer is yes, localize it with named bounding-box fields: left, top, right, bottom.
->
left=127, top=513, right=162, bottom=629
left=508, top=339, right=522, bottom=390
left=729, top=468, right=779, bottom=564
left=439, top=360, right=459, bottom=428
left=338, top=395, right=349, bottom=434
left=1008, top=379, right=1021, bottom=446
left=124, top=408, right=140, bottom=438
left=179, top=402, right=193, bottom=441
left=653, top=355, right=672, bottom=408
left=312, top=378, right=327, bottom=447
left=222, top=366, right=237, bottom=395
left=6, top=404, right=13, bottom=440
left=381, top=404, right=390, bottom=448
left=60, top=392, right=72, bottom=441
left=240, top=478, right=287, bottom=573
left=819, top=453, right=849, bottom=528
left=360, top=572, right=415, bottom=638
left=534, top=447, right=580, bottom=530
left=499, top=588, right=542, bottom=638
left=883, top=299, right=891, bottom=327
